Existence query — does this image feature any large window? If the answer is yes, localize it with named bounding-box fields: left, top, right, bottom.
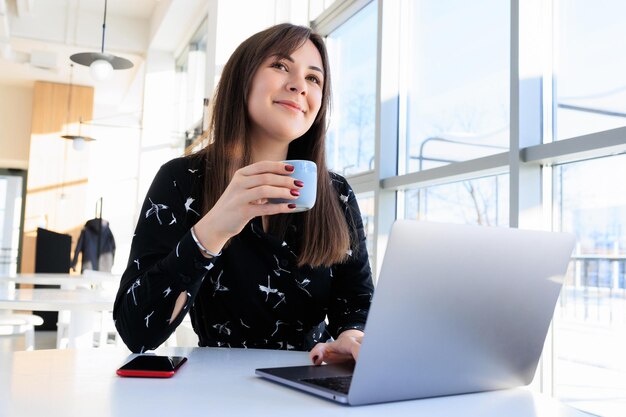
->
left=314, top=1, right=626, bottom=414
left=555, top=1, right=626, bottom=140
left=403, top=0, right=510, bottom=173
left=404, top=174, right=509, bottom=226
left=552, top=155, right=626, bottom=412
left=325, top=1, right=378, bottom=175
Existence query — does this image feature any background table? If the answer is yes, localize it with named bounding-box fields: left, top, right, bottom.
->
left=0, top=272, right=119, bottom=289
left=0, top=288, right=115, bottom=311
left=0, top=347, right=594, bottom=417
left=0, top=287, right=116, bottom=348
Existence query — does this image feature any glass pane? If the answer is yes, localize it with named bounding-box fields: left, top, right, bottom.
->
left=326, top=1, right=377, bottom=175
left=553, top=155, right=626, bottom=416
left=404, top=174, right=509, bottom=226
left=555, top=1, right=626, bottom=140
left=404, top=0, right=509, bottom=173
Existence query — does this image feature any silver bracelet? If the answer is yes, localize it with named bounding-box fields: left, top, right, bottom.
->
left=190, top=227, right=222, bottom=258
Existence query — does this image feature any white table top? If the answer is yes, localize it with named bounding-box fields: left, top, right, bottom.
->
left=0, top=347, right=592, bottom=417
left=0, top=272, right=120, bottom=287
left=0, top=287, right=115, bottom=311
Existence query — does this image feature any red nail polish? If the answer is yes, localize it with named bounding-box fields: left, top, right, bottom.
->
left=294, top=180, right=304, bottom=187
left=285, top=164, right=294, bottom=172
left=288, top=203, right=297, bottom=209
left=312, top=355, right=319, bottom=363
left=290, top=189, right=300, bottom=196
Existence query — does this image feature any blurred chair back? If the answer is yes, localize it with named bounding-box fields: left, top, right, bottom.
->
left=34, top=228, right=71, bottom=330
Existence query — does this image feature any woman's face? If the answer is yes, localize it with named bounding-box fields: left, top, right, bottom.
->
left=247, top=39, right=324, bottom=146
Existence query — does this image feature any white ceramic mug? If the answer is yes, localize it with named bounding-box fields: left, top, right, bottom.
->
left=270, top=159, right=317, bottom=212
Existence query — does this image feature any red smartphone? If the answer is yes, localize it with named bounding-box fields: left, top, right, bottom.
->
left=116, top=355, right=188, bottom=378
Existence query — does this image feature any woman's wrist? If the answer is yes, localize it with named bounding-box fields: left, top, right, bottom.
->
left=190, top=227, right=222, bottom=258
left=337, top=329, right=364, bottom=340
left=191, top=215, right=230, bottom=259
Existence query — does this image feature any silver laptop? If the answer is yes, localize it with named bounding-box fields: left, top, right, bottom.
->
left=256, top=220, right=575, bottom=405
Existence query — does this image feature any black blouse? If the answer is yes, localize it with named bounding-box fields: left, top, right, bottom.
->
left=113, top=156, right=374, bottom=353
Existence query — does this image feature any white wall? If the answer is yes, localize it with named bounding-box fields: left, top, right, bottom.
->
left=0, top=83, right=32, bottom=169
left=139, top=49, right=182, bottom=201
left=80, top=65, right=146, bottom=274
left=91, top=0, right=313, bottom=273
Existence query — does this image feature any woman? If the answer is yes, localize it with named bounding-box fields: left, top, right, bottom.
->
left=113, top=23, right=374, bottom=365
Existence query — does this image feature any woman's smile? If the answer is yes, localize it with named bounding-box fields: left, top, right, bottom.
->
left=273, top=99, right=305, bottom=114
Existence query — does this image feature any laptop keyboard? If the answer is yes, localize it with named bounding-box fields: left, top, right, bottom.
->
left=301, top=375, right=353, bottom=394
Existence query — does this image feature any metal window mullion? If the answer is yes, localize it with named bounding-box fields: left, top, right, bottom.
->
left=372, top=0, right=400, bottom=280
left=395, top=0, right=411, bottom=222
left=381, top=152, right=509, bottom=191
left=345, top=171, right=377, bottom=194
left=521, top=126, right=626, bottom=165
left=510, top=0, right=544, bottom=230
left=311, top=0, right=373, bottom=35
left=513, top=0, right=554, bottom=396
left=509, top=0, right=521, bottom=229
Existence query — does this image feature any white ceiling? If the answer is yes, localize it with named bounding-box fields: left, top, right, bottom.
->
left=0, top=0, right=208, bottom=123
left=72, top=0, right=158, bottom=20
left=0, top=0, right=159, bottom=88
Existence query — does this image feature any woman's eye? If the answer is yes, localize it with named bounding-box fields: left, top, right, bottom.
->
left=271, top=62, right=288, bottom=71
left=306, top=75, right=321, bottom=85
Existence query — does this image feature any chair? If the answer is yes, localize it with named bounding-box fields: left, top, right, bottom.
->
left=34, top=227, right=72, bottom=331
left=0, top=313, right=44, bottom=350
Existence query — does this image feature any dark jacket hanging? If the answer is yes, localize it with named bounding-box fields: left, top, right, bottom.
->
left=71, top=218, right=116, bottom=272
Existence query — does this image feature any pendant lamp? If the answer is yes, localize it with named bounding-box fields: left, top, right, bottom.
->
left=70, top=0, right=133, bottom=81
left=61, top=64, right=96, bottom=151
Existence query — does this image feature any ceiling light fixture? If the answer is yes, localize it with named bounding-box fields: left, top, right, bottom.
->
left=62, top=125, right=95, bottom=151
left=61, top=64, right=96, bottom=151
left=69, top=0, right=133, bottom=81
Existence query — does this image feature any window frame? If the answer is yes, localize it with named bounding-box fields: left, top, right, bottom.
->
left=313, top=0, right=626, bottom=403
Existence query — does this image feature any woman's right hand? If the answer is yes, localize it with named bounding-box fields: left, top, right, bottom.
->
left=191, top=161, right=303, bottom=253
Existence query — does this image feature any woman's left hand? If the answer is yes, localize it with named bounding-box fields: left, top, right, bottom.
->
left=309, top=329, right=364, bottom=366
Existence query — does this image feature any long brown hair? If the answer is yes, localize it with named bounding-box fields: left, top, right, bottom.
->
left=193, top=23, right=351, bottom=268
